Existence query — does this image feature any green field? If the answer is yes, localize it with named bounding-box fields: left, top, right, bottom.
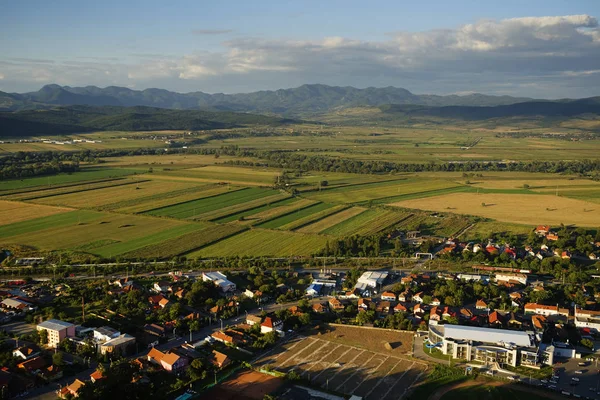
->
left=256, top=202, right=336, bottom=229
left=189, top=228, right=328, bottom=257
left=0, top=210, right=200, bottom=255
left=146, top=187, right=278, bottom=219
left=321, top=208, right=410, bottom=236
left=122, top=224, right=247, bottom=259
left=0, top=168, right=137, bottom=191
left=214, top=197, right=300, bottom=223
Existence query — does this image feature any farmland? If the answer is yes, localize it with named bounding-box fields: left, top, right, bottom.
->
left=146, top=187, right=280, bottom=220
left=256, top=202, right=336, bottom=229
left=391, top=192, right=600, bottom=227
left=0, top=210, right=206, bottom=256
left=0, top=167, right=137, bottom=191
left=304, top=178, right=461, bottom=204
left=0, top=200, right=71, bottom=226
left=30, top=180, right=195, bottom=209
left=189, top=229, right=329, bottom=257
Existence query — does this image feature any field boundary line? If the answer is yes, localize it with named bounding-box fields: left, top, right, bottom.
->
left=254, top=201, right=323, bottom=227
left=333, top=350, right=368, bottom=392
left=351, top=355, right=389, bottom=394
left=300, top=344, right=342, bottom=376
left=288, top=341, right=331, bottom=372
left=379, top=361, right=415, bottom=400
left=278, top=338, right=320, bottom=368
left=363, top=358, right=405, bottom=399
left=142, top=186, right=249, bottom=214
left=272, top=335, right=305, bottom=360
left=311, top=346, right=353, bottom=381
left=402, top=368, right=426, bottom=400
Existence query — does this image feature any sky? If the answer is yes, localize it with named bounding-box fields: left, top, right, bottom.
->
left=1, top=0, right=600, bottom=98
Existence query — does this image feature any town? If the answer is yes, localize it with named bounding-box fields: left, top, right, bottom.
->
left=1, top=222, right=600, bottom=399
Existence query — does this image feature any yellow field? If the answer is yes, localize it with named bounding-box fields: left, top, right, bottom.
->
left=2, top=212, right=190, bottom=251
left=471, top=178, right=600, bottom=190
left=296, top=206, right=366, bottom=233
left=0, top=201, right=72, bottom=226
left=305, top=179, right=459, bottom=203
left=135, top=174, right=269, bottom=187
left=391, top=193, right=600, bottom=227
left=30, top=180, right=194, bottom=208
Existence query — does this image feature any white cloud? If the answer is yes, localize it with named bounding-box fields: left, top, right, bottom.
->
left=2, top=14, right=600, bottom=97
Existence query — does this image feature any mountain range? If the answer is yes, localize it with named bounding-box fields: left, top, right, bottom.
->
left=0, top=106, right=296, bottom=137
left=0, top=84, right=539, bottom=115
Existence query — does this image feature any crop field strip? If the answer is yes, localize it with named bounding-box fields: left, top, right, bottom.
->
left=115, top=184, right=237, bottom=214
left=392, top=192, right=600, bottom=227
left=234, top=198, right=319, bottom=226
left=0, top=167, right=138, bottom=191
left=197, top=192, right=290, bottom=221
left=295, top=206, right=367, bottom=234
left=0, top=177, right=136, bottom=198
left=189, top=228, right=328, bottom=257
left=122, top=224, right=247, bottom=259
left=256, top=202, right=336, bottom=229
left=30, top=180, right=196, bottom=209
left=0, top=210, right=199, bottom=254
left=0, top=200, right=73, bottom=226
left=254, top=335, right=427, bottom=400
left=279, top=204, right=349, bottom=231
left=305, top=178, right=460, bottom=203
left=96, top=184, right=216, bottom=211
left=297, top=176, right=411, bottom=193
left=214, top=197, right=299, bottom=223
left=1, top=178, right=149, bottom=201
left=321, top=208, right=411, bottom=236
left=147, top=165, right=280, bottom=186
left=145, top=187, right=277, bottom=220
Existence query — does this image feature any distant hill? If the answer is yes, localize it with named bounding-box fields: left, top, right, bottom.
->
left=0, top=105, right=298, bottom=137
left=379, top=99, right=600, bottom=120
left=0, top=84, right=537, bottom=115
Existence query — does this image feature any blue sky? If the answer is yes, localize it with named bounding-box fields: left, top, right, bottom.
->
left=1, top=0, right=600, bottom=97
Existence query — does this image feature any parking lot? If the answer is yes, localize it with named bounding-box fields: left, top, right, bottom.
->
left=254, top=334, right=428, bottom=400
left=546, top=357, right=600, bottom=398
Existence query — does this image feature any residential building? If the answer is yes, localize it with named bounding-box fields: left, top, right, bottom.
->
left=246, top=315, right=262, bottom=326
left=413, top=292, right=424, bottom=303
left=58, top=379, right=85, bottom=398
left=524, top=303, right=569, bottom=317
left=99, top=334, right=135, bottom=355
left=381, top=292, right=396, bottom=301
left=18, top=356, right=46, bottom=374
left=261, top=317, right=284, bottom=335
left=312, top=303, right=327, bottom=313
left=329, top=298, right=344, bottom=310
left=475, top=299, right=488, bottom=310
left=211, top=350, right=231, bottom=369
left=37, top=319, right=75, bottom=348
left=202, top=272, right=236, bottom=292
left=12, top=345, right=40, bottom=360
left=153, top=281, right=171, bottom=293
left=93, top=326, right=120, bottom=343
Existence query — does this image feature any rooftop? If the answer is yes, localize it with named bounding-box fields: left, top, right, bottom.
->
left=101, top=334, right=135, bottom=347
left=37, top=319, right=74, bottom=331
left=442, top=325, right=534, bottom=348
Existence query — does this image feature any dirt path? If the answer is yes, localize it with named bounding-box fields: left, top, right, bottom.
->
left=428, top=378, right=565, bottom=400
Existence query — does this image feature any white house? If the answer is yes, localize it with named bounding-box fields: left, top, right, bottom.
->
left=260, top=317, right=284, bottom=336
left=495, top=273, right=528, bottom=285
left=381, top=292, right=396, bottom=301
left=93, top=326, right=121, bottom=343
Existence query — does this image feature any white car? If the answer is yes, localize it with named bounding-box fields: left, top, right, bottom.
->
left=575, top=370, right=583, bottom=374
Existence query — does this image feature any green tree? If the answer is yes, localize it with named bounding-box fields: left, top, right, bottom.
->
left=53, top=351, right=64, bottom=366
left=581, top=338, right=594, bottom=350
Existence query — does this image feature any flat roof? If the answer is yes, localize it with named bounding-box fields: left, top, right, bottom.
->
left=38, top=319, right=74, bottom=331
left=443, top=325, right=533, bottom=347
left=101, top=334, right=135, bottom=347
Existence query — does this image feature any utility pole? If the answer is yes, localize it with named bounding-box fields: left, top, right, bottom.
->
left=82, top=296, right=85, bottom=322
